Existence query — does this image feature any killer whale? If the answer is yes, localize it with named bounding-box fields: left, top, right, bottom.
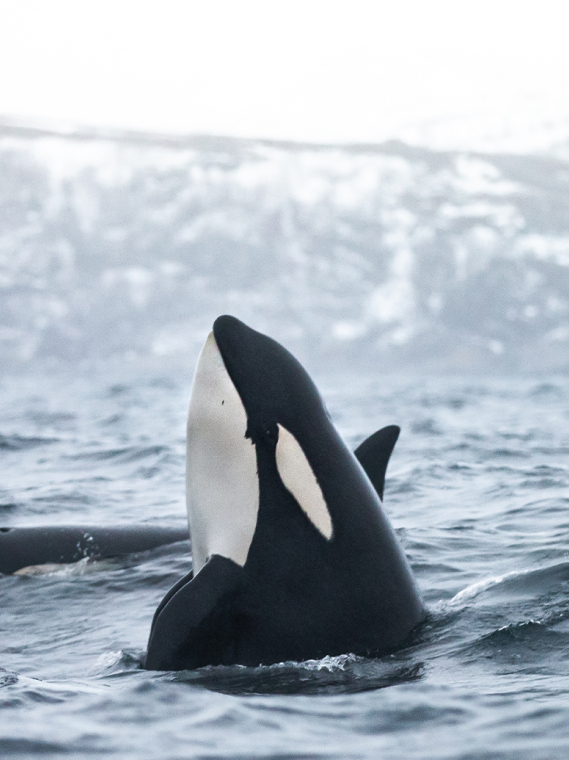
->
left=0, top=525, right=189, bottom=575
left=0, top=426, right=398, bottom=578
left=145, top=315, right=425, bottom=670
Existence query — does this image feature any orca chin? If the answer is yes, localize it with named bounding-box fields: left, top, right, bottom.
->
left=145, top=315, right=426, bottom=670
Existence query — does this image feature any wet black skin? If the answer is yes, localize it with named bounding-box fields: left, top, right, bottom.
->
left=0, top=526, right=189, bottom=575
left=145, top=316, right=426, bottom=670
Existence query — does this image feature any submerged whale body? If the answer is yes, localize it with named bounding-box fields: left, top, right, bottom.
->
left=0, top=526, right=189, bottom=575
left=145, top=315, right=425, bottom=670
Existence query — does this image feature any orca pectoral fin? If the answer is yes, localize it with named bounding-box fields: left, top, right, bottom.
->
left=148, top=569, right=194, bottom=639
left=145, top=554, right=243, bottom=671
left=354, top=425, right=400, bottom=501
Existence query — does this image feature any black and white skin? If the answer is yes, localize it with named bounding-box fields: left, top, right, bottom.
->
left=145, top=315, right=426, bottom=670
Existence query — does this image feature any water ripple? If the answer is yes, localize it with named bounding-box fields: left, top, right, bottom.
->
left=0, top=434, right=58, bottom=451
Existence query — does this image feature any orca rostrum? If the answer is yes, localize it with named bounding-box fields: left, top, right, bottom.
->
left=145, top=316, right=425, bottom=670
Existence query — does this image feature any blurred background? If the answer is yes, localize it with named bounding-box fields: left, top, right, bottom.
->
left=2, top=0, right=569, bottom=374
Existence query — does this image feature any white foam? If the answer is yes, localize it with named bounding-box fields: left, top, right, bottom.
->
left=267, top=653, right=358, bottom=672
left=14, top=557, right=112, bottom=577
left=447, top=567, right=534, bottom=607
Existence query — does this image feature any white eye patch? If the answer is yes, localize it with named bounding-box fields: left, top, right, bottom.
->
left=275, top=424, right=333, bottom=540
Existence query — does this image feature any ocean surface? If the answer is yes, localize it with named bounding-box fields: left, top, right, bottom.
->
left=2, top=366, right=569, bottom=759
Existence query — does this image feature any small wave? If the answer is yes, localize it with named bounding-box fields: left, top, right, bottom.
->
left=479, top=619, right=548, bottom=645
left=520, top=477, right=567, bottom=490
left=447, top=570, right=529, bottom=606
left=0, top=738, right=66, bottom=754
left=0, top=670, right=18, bottom=687
left=174, top=655, right=424, bottom=696
left=534, top=446, right=569, bottom=456
left=486, top=448, right=531, bottom=459
left=66, top=445, right=168, bottom=463
left=294, top=653, right=357, bottom=672
left=528, top=382, right=565, bottom=398
left=0, top=671, right=104, bottom=702
left=411, top=418, right=443, bottom=435
left=0, top=433, right=58, bottom=451
left=27, top=411, right=76, bottom=426
left=89, top=649, right=145, bottom=677
left=462, top=618, right=569, bottom=665
left=498, top=431, right=535, bottom=442
left=13, top=557, right=116, bottom=577
left=107, top=384, right=130, bottom=396
left=32, top=492, right=94, bottom=505
left=447, top=562, right=569, bottom=607
left=82, top=647, right=420, bottom=694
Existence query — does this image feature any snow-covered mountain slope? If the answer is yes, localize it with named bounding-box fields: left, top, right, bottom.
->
left=1, top=124, right=569, bottom=372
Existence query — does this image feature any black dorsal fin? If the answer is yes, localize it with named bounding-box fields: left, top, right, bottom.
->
left=353, top=425, right=400, bottom=501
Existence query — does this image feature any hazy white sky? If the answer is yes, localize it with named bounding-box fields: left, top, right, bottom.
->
left=1, top=0, right=569, bottom=144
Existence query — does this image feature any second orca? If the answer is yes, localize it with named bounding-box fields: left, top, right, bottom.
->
left=0, top=525, right=189, bottom=575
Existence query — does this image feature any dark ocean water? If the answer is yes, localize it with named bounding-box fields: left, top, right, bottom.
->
left=1, top=368, right=569, bottom=759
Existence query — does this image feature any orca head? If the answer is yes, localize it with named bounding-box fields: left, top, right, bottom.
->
left=212, top=315, right=328, bottom=443
left=186, top=315, right=336, bottom=574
